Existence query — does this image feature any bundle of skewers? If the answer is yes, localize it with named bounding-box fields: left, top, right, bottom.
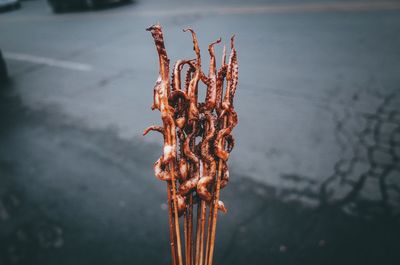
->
left=144, top=24, right=238, bottom=265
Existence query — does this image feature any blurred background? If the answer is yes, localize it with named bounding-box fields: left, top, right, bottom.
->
left=1, top=0, right=400, bottom=264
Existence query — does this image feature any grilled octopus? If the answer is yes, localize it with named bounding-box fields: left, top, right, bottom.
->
left=146, top=24, right=177, bottom=164
left=214, top=36, right=238, bottom=190
left=145, top=25, right=238, bottom=218
left=196, top=38, right=228, bottom=213
left=178, top=29, right=202, bottom=200
left=145, top=25, right=187, bottom=216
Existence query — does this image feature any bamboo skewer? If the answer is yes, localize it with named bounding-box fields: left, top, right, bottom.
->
left=204, top=187, right=213, bottom=265
left=199, top=201, right=207, bottom=265
left=184, top=207, right=188, bottom=265
left=207, top=159, right=224, bottom=265
left=188, top=194, right=194, bottom=265
left=170, top=165, right=184, bottom=265
left=195, top=200, right=204, bottom=265
left=167, top=183, right=177, bottom=265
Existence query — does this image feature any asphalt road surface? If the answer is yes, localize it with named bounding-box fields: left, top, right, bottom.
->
left=1, top=0, right=400, bottom=264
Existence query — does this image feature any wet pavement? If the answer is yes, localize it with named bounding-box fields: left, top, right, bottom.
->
left=1, top=0, right=400, bottom=264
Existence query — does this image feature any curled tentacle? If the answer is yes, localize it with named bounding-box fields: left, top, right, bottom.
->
left=144, top=126, right=175, bottom=182
left=214, top=130, right=230, bottom=161
left=197, top=176, right=213, bottom=201
left=197, top=112, right=217, bottom=200
left=179, top=121, right=200, bottom=195
left=179, top=177, right=200, bottom=195
left=220, top=161, right=230, bottom=189
left=154, top=156, right=171, bottom=181
left=201, top=113, right=216, bottom=160
left=170, top=60, right=195, bottom=133
left=183, top=28, right=201, bottom=67
left=172, top=59, right=196, bottom=91
left=214, top=108, right=238, bottom=161
left=143, top=125, right=164, bottom=136
left=198, top=175, right=227, bottom=213
left=226, top=134, right=235, bottom=153
left=217, top=200, right=227, bottom=213
left=169, top=89, right=189, bottom=130
left=169, top=89, right=190, bottom=103
left=183, top=123, right=200, bottom=165
left=176, top=194, right=186, bottom=216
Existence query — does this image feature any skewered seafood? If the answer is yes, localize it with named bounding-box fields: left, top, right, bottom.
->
left=144, top=24, right=238, bottom=265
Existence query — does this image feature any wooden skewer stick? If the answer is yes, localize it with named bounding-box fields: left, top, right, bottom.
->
left=169, top=164, right=183, bottom=265
left=184, top=194, right=193, bottom=265
left=199, top=118, right=213, bottom=265
left=184, top=207, right=189, bottom=265
left=194, top=199, right=203, bottom=265
left=206, top=159, right=224, bottom=265
left=167, top=182, right=177, bottom=265
left=188, top=194, right=194, bottom=265
left=199, top=196, right=208, bottom=265
left=204, top=184, right=214, bottom=265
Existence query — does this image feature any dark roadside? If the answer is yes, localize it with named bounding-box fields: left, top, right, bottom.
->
left=1, top=83, right=399, bottom=265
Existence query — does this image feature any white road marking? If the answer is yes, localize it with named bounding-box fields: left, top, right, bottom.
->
left=3, top=52, right=93, bottom=72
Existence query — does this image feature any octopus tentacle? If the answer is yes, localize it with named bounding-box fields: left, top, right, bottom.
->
left=176, top=194, right=186, bottom=216
left=171, top=59, right=184, bottom=92
left=225, top=134, right=235, bottom=153
left=184, top=29, right=202, bottom=122
left=215, top=46, right=227, bottom=115
left=214, top=108, right=238, bottom=161
left=179, top=122, right=200, bottom=195
left=203, top=38, right=221, bottom=111
left=220, top=161, right=230, bottom=189
left=154, top=156, right=171, bottom=181
left=197, top=112, right=217, bottom=201
left=146, top=25, right=170, bottom=90
left=143, top=125, right=164, bottom=136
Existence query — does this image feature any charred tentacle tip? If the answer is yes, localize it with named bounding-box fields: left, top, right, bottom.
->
left=230, top=34, right=235, bottom=49
left=146, top=24, right=161, bottom=32
left=210, top=38, right=222, bottom=48
left=217, top=201, right=228, bottom=213
left=182, top=28, right=194, bottom=34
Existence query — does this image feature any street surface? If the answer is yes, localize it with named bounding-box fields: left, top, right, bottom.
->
left=1, top=0, right=400, bottom=264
